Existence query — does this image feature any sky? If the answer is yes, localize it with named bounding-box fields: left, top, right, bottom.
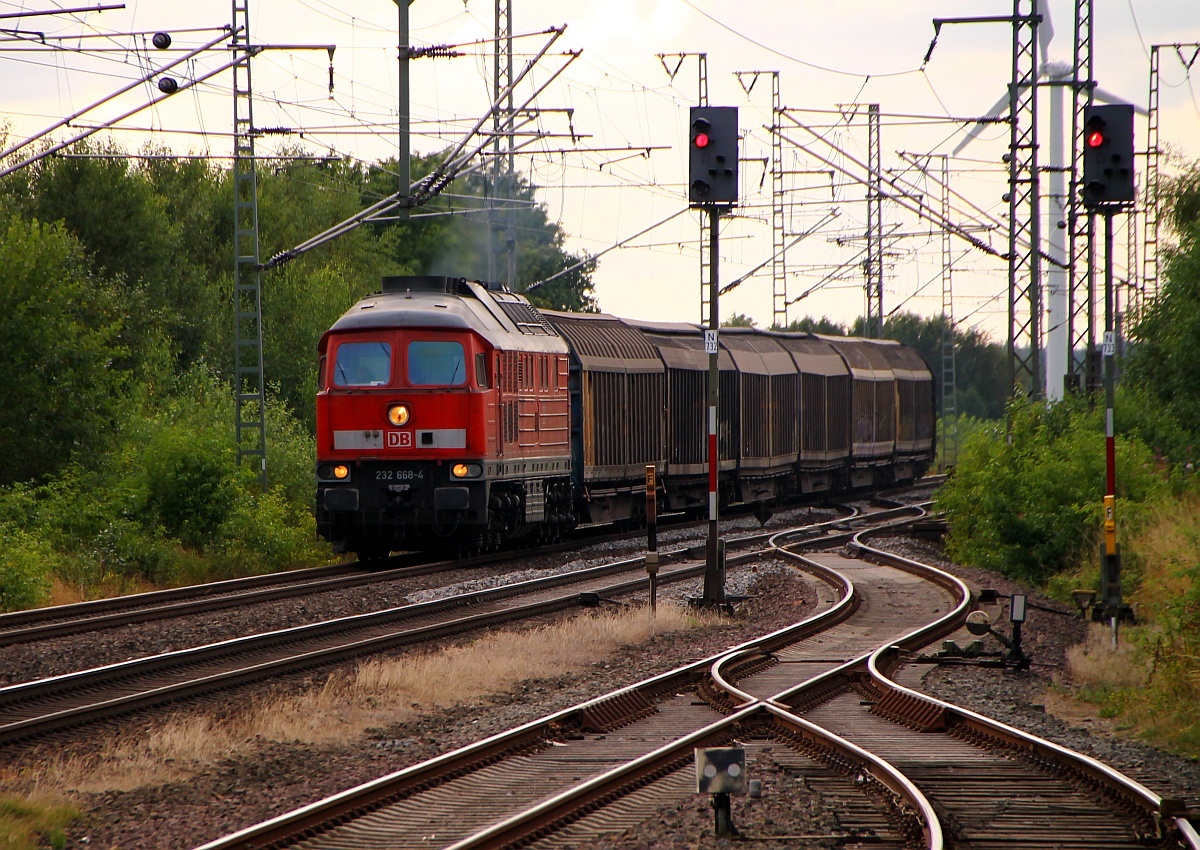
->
left=2, top=0, right=1200, bottom=344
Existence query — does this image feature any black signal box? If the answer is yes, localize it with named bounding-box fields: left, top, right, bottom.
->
left=1082, top=104, right=1136, bottom=208
left=689, top=106, right=739, bottom=205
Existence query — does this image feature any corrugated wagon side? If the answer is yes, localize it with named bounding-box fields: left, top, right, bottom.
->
left=821, top=335, right=898, bottom=488
left=776, top=334, right=853, bottom=494
left=540, top=311, right=666, bottom=526
left=720, top=329, right=800, bottom=505
left=626, top=319, right=737, bottom=514
left=875, top=340, right=936, bottom=481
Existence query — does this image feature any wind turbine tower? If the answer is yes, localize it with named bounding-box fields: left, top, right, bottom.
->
left=1044, top=61, right=1073, bottom=402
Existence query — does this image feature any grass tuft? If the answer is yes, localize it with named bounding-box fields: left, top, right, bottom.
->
left=0, top=796, right=77, bottom=850
left=1066, top=624, right=1148, bottom=692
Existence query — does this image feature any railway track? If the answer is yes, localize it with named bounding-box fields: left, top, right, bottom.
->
left=193, top=513, right=1199, bottom=850
left=0, top=502, right=921, bottom=747
left=0, top=522, right=667, bottom=648
left=0, top=492, right=888, bottom=650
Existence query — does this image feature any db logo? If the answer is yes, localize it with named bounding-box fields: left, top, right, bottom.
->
left=387, top=431, right=413, bottom=449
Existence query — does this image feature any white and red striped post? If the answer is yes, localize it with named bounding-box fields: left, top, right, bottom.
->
left=702, top=205, right=726, bottom=607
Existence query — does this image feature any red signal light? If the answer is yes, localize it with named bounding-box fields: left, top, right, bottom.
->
left=694, top=132, right=710, bottom=148
left=1087, top=130, right=1105, bottom=148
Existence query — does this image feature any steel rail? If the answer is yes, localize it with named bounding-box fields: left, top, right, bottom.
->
left=3, top=508, right=880, bottom=746
left=192, top=507, right=936, bottom=850
left=440, top=701, right=942, bottom=850
left=848, top=531, right=1200, bottom=848
left=0, top=554, right=704, bottom=745
left=0, top=500, right=863, bottom=647
left=193, top=538, right=869, bottom=850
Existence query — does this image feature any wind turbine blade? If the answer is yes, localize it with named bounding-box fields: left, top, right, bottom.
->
left=952, top=91, right=1010, bottom=157
left=1094, top=86, right=1149, bottom=115
left=1038, top=2, right=1055, bottom=65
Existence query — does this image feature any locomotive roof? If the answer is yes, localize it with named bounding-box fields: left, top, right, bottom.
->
left=321, top=276, right=567, bottom=355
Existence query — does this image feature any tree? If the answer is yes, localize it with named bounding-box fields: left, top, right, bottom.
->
left=723, top=312, right=757, bottom=328
left=0, top=142, right=229, bottom=374
left=1125, top=161, right=1200, bottom=431
left=0, top=217, right=129, bottom=484
left=874, top=312, right=1008, bottom=421
left=773, top=316, right=847, bottom=335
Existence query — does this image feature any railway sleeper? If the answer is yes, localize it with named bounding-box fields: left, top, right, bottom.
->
left=772, top=721, right=926, bottom=849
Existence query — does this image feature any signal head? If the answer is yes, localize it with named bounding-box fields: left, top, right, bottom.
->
left=687, top=106, right=739, bottom=205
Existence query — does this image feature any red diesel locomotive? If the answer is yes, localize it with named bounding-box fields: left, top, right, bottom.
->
left=316, top=275, right=936, bottom=560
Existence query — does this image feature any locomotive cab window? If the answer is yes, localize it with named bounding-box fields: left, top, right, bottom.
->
left=408, top=340, right=466, bottom=386
left=475, top=352, right=489, bottom=388
left=333, top=341, right=392, bottom=387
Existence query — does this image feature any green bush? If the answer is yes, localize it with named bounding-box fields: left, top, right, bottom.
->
left=211, top=490, right=330, bottom=578
left=142, top=425, right=237, bottom=548
left=0, top=364, right=331, bottom=591
left=85, top=518, right=195, bottom=587
left=935, top=396, right=1167, bottom=585
left=0, top=526, right=54, bottom=612
left=262, top=389, right=318, bottom=515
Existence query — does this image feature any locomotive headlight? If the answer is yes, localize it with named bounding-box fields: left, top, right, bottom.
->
left=317, top=463, right=351, bottom=483
left=387, top=404, right=411, bottom=427
left=451, top=462, right=482, bottom=479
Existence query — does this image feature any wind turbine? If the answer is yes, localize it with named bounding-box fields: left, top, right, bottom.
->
left=952, top=6, right=1142, bottom=402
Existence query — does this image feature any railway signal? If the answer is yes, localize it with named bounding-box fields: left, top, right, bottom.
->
left=1082, top=104, right=1136, bottom=208
left=687, top=105, right=739, bottom=607
left=688, top=106, right=739, bottom=204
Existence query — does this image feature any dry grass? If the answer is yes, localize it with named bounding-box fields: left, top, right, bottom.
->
left=47, top=575, right=157, bottom=608
left=3, top=604, right=707, bottom=797
left=1128, top=491, right=1200, bottom=616
left=1065, top=623, right=1148, bottom=691
left=1048, top=492, right=1200, bottom=757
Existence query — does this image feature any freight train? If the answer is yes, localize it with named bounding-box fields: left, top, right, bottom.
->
left=315, top=275, right=936, bottom=560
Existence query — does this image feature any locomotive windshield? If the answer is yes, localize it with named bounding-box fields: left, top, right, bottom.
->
left=408, top=340, right=466, bottom=386
left=332, top=341, right=392, bottom=387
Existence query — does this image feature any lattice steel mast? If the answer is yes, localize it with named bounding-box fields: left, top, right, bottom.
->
left=1144, top=45, right=1161, bottom=305
left=231, top=0, right=267, bottom=490
left=866, top=104, right=883, bottom=338
left=1006, top=0, right=1042, bottom=399
left=694, top=55, right=712, bottom=326
left=733, top=69, right=786, bottom=328
left=1067, top=0, right=1095, bottom=392
left=939, top=154, right=958, bottom=469
left=1144, top=44, right=1200, bottom=307
left=770, top=72, right=786, bottom=329
left=488, top=0, right=515, bottom=287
